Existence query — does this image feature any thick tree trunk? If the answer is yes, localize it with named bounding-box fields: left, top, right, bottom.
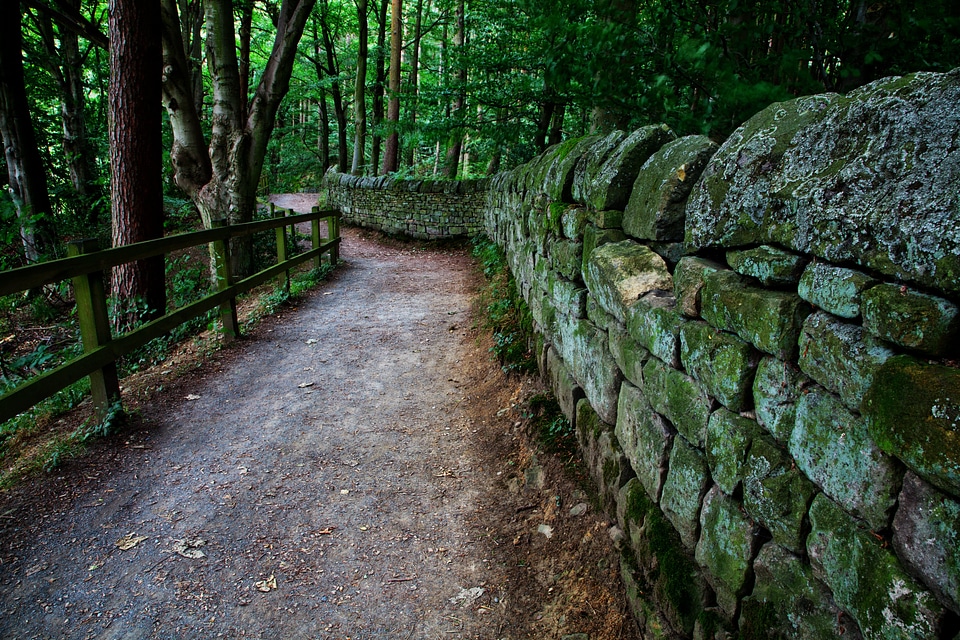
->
left=351, top=0, right=369, bottom=175
left=109, top=0, right=165, bottom=327
left=0, top=3, right=54, bottom=264
left=381, top=0, right=402, bottom=174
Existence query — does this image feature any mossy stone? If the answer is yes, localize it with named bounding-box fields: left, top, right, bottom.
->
left=660, top=436, right=712, bottom=550
left=623, top=134, right=718, bottom=242
left=616, top=381, right=675, bottom=503
left=798, top=311, right=895, bottom=412
left=807, top=494, right=945, bottom=639
left=791, top=388, right=903, bottom=530
left=798, top=262, right=877, bottom=319
left=547, top=238, right=584, bottom=281
left=861, top=284, right=960, bottom=357
left=609, top=321, right=651, bottom=388
left=626, top=291, right=686, bottom=367
left=542, top=135, right=600, bottom=202
left=583, top=125, right=677, bottom=212
left=555, top=317, right=622, bottom=425
left=546, top=271, right=586, bottom=319
left=572, top=131, right=628, bottom=206
left=581, top=224, right=628, bottom=277
left=673, top=256, right=725, bottom=318
left=753, top=356, right=811, bottom=444
left=560, top=204, right=590, bottom=240
left=705, top=408, right=763, bottom=496
left=695, top=485, right=759, bottom=616
left=679, top=320, right=759, bottom=412
left=726, top=245, right=808, bottom=287
left=701, top=270, right=811, bottom=360
left=545, top=346, right=584, bottom=428
left=643, top=357, right=714, bottom=449
left=743, top=435, right=818, bottom=554
left=863, top=355, right=960, bottom=497
left=584, top=240, right=673, bottom=324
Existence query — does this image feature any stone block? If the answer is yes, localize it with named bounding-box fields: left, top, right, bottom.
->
left=581, top=224, right=628, bottom=277
left=743, top=435, right=818, bottom=554
left=643, top=357, right=714, bottom=449
left=546, top=346, right=584, bottom=428
left=660, top=436, right=711, bottom=550
left=555, top=318, right=623, bottom=425
left=542, top=135, right=601, bottom=202
left=696, top=485, right=759, bottom=617
left=625, top=291, right=686, bottom=367
left=679, top=321, right=759, bottom=412
left=673, top=257, right=725, bottom=318
left=726, top=245, right=807, bottom=287
left=753, top=356, right=811, bottom=444
left=701, top=270, right=811, bottom=360
left=576, top=399, right=632, bottom=511
left=584, top=240, right=673, bottom=324
left=740, top=542, right=861, bottom=640
left=791, top=388, right=903, bottom=530
left=561, top=205, right=590, bottom=240
left=862, top=284, right=960, bottom=356
left=548, top=238, right=584, bottom=282
left=706, top=408, right=763, bottom=496
left=547, top=273, right=587, bottom=319
left=580, top=125, right=677, bottom=212
left=572, top=131, right=628, bottom=206
left=608, top=321, right=650, bottom=388
left=798, top=262, right=877, bottom=319
left=623, top=135, right=718, bottom=242
left=864, top=355, right=960, bottom=498
left=616, top=381, right=675, bottom=503
left=798, top=312, right=894, bottom=412
left=893, top=472, right=960, bottom=613
left=807, top=494, right=946, bottom=639
left=585, top=296, right=616, bottom=333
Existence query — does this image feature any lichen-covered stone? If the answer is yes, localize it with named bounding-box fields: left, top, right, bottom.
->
left=577, top=399, right=632, bottom=511
left=893, top=472, right=960, bottom=613
left=679, top=321, right=759, bottom=412
left=807, top=494, right=946, bottom=639
left=561, top=205, right=590, bottom=240
left=863, top=355, right=960, bottom=498
left=661, top=436, right=711, bottom=550
left=798, top=262, right=878, bottom=319
left=546, top=272, right=587, bottom=319
left=701, top=270, right=811, bottom=360
left=609, top=321, right=650, bottom=388
left=726, top=246, right=808, bottom=287
left=685, top=69, right=960, bottom=296
left=798, top=312, right=895, bottom=412
left=581, top=224, right=628, bottom=277
left=572, top=131, right=628, bottom=206
left=616, top=381, right=676, bottom=503
left=584, top=240, right=673, bottom=323
left=541, top=135, right=600, bottom=202
left=695, top=485, right=759, bottom=616
left=674, top=257, right=725, bottom=318
left=643, top=357, right=714, bottom=449
left=706, top=408, right=764, bottom=496
left=546, top=346, right=584, bottom=428
left=861, top=284, right=960, bottom=357
left=581, top=125, right=677, bottom=212
left=741, top=542, right=862, bottom=640
left=585, top=295, right=617, bottom=334
left=623, top=135, right=718, bottom=241
left=792, top=388, right=903, bottom=530
left=743, top=435, right=818, bottom=553
left=625, top=291, right=686, bottom=367
left=753, top=356, right=811, bottom=444
left=555, top=317, right=623, bottom=425
left=548, top=238, right=584, bottom=281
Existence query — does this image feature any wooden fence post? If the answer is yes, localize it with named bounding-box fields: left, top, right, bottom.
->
left=68, top=239, right=121, bottom=417
left=311, top=206, right=322, bottom=270
left=327, top=213, right=340, bottom=265
left=211, top=219, right=239, bottom=340
left=273, top=204, right=290, bottom=292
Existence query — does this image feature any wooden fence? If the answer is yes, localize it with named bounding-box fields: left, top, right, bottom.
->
left=0, top=205, right=341, bottom=424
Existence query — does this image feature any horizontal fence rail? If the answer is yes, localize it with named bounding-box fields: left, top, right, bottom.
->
left=0, top=206, right=341, bottom=424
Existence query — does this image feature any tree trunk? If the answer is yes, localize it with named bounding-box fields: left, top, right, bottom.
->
left=441, top=0, right=465, bottom=179
left=109, top=0, right=165, bottom=327
left=371, top=0, right=388, bottom=174
left=177, top=0, right=205, bottom=116
left=351, top=0, right=369, bottom=175
left=381, top=0, right=402, bottom=174
left=318, top=4, right=349, bottom=170
left=402, top=0, right=424, bottom=168
left=0, top=2, right=54, bottom=264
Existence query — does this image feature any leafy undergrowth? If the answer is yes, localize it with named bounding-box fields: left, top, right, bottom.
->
left=0, top=261, right=338, bottom=489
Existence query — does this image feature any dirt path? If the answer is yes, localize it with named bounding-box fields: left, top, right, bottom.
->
left=0, top=198, right=636, bottom=639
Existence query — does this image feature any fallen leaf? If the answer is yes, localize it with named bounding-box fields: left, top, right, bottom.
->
left=116, top=533, right=148, bottom=551
left=172, top=538, right=206, bottom=559
left=537, top=524, right=554, bottom=539
left=185, top=394, right=201, bottom=401
left=317, top=527, right=336, bottom=535
left=255, top=575, right=277, bottom=592
left=305, top=339, right=318, bottom=345
left=298, top=382, right=314, bottom=388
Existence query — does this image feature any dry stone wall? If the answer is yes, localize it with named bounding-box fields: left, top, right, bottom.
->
left=323, top=170, right=486, bottom=239
left=484, top=69, right=960, bottom=639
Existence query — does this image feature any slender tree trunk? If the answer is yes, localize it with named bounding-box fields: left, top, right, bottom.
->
left=381, top=0, right=402, bottom=174
left=178, top=0, right=205, bottom=115
left=371, top=0, right=387, bottom=174
left=0, top=3, right=54, bottom=264
left=351, top=0, right=369, bottom=175
left=402, top=0, right=424, bottom=168
left=549, top=102, right=565, bottom=146
left=317, top=6, right=349, bottom=170
left=110, top=0, right=165, bottom=327
left=237, top=0, right=254, bottom=117
left=318, top=92, right=331, bottom=168
left=442, top=0, right=465, bottom=179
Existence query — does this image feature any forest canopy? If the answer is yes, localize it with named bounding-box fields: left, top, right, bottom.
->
left=2, top=0, right=959, bottom=271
